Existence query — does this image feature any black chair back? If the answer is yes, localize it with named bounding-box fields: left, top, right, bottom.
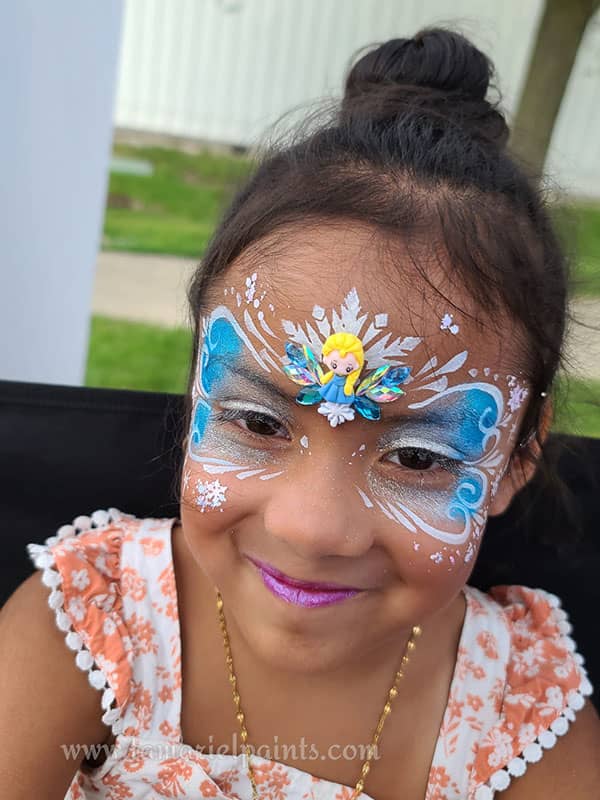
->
left=1, top=379, right=598, bottom=709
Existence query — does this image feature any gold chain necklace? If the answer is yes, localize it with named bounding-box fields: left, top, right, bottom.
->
left=216, top=589, right=421, bottom=800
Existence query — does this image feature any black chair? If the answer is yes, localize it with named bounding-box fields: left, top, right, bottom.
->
left=1, top=378, right=598, bottom=711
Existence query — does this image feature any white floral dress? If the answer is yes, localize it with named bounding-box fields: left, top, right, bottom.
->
left=27, top=510, right=593, bottom=800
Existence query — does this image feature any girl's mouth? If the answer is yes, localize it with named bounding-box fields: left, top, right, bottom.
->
left=245, top=556, right=363, bottom=608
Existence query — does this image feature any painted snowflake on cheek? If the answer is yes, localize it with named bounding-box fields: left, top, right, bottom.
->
left=195, top=479, right=228, bottom=513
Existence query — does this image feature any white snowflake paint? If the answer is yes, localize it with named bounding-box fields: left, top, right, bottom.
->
left=440, top=313, right=460, bottom=335
left=195, top=479, right=228, bottom=512
left=281, top=288, right=422, bottom=370
left=245, top=273, right=258, bottom=304
left=464, top=542, right=475, bottom=564
left=430, top=551, right=444, bottom=564
left=300, top=435, right=309, bottom=449
left=507, top=375, right=529, bottom=412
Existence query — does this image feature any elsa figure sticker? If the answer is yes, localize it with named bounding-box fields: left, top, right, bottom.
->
left=284, top=332, right=411, bottom=427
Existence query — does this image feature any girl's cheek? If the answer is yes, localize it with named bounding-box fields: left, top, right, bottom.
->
left=181, top=459, right=231, bottom=516
left=361, top=468, right=492, bottom=577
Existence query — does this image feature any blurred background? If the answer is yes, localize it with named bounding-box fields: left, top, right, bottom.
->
left=1, top=0, right=599, bottom=436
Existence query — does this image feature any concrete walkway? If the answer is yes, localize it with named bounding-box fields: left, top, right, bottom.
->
left=92, top=251, right=600, bottom=381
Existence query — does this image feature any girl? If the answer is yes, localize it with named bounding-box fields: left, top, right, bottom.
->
left=1, top=27, right=599, bottom=800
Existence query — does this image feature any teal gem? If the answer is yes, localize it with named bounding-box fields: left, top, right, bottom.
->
left=382, top=366, right=411, bottom=387
left=296, top=387, right=321, bottom=406
left=285, top=342, right=307, bottom=366
left=354, top=396, right=381, bottom=421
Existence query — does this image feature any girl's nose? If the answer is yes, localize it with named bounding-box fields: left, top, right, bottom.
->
left=262, top=458, right=375, bottom=559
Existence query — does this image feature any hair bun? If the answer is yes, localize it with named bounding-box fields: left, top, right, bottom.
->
left=345, top=29, right=492, bottom=101
left=343, top=28, right=508, bottom=148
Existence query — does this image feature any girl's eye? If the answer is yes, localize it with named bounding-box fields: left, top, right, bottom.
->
left=385, top=447, right=459, bottom=473
left=346, top=366, right=352, bottom=373
left=332, top=361, right=338, bottom=369
left=215, top=409, right=290, bottom=440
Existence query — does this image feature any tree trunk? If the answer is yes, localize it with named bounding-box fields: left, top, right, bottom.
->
left=510, top=0, right=599, bottom=178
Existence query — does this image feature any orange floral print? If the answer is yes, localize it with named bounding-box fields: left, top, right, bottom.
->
left=101, top=773, right=134, bottom=800
left=476, top=630, right=499, bottom=660
left=466, top=693, right=484, bottom=712
left=121, top=567, right=147, bottom=602
left=140, top=537, right=166, bottom=557
left=159, top=719, right=178, bottom=738
left=152, top=759, right=194, bottom=797
left=129, top=680, right=153, bottom=734
left=215, top=768, right=242, bottom=793
left=123, top=753, right=144, bottom=773
left=29, top=514, right=591, bottom=800
left=128, top=612, right=158, bottom=656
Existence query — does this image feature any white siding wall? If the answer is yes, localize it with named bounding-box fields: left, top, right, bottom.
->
left=114, top=0, right=600, bottom=197
left=0, top=1, right=122, bottom=385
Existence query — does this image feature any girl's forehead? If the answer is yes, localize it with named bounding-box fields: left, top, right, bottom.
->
left=215, top=225, right=516, bottom=370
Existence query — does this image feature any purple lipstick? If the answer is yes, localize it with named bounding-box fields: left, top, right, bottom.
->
left=246, top=556, right=362, bottom=608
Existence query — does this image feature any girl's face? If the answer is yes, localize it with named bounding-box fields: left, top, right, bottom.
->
left=180, top=223, right=536, bottom=673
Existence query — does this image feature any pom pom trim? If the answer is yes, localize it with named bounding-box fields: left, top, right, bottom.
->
left=473, top=592, right=593, bottom=799
left=26, top=508, right=126, bottom=737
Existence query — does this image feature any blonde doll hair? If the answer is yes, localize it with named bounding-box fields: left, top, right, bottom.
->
left=321, top=332, right=365, bottom=396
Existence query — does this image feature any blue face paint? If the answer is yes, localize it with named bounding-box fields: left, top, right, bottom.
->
left=190, top=317, right=243, bottom=448
left=191, top=399, right=211, bottom=445
left=449, top=470, right=486, bottom=525
left=200, top=317, right=243, bottom=395
left=451, top=388, right=501, bottom=461
left=445, top=387, right=501, bottom=529
left=376, top=383, right=506, bottom=544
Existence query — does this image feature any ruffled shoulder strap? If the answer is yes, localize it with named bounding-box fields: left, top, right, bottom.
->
left=469, top=585, right=593, bottom=799
left=26, top=509, right=143, bottom=737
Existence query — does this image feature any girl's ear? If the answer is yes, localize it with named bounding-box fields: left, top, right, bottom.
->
left=488, top=399, right=553, bottom=517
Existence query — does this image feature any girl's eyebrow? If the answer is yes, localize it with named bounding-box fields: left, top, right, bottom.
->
left=377, top=407, right=481, bottom=444
left=227, top=362, right=298, bottom=403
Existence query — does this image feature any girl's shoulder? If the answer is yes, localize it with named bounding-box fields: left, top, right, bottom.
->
left=26, top=509, right=179, bottom=738
left=456, top=584, right=594, bottom=799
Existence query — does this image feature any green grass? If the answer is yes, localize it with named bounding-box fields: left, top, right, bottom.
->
left=552, top=378, right=600, bottom=439
left=103, top=145, right=251, bottom=258
left=85, top=316, right=600, bottom=438
left=103, top=144, right=600, bottom=295
left=85, top=316, right=192, bottom=393
left=553, top=203, right=600, bottom=296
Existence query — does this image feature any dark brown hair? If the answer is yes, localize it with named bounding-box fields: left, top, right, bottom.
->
left=186, top=28, right=569, bottom=461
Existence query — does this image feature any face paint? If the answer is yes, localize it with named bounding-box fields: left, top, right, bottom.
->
left=282, top=288, right=421, bottom=370
left=358, top=380, right=518, bottom=556
left=440, top=313, right=460, bottom=335
left=195, top=479, right=228, bottom=512
left=187, top=278, right=526, bottom=567
left=507, top=374, right=529, bottom=412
